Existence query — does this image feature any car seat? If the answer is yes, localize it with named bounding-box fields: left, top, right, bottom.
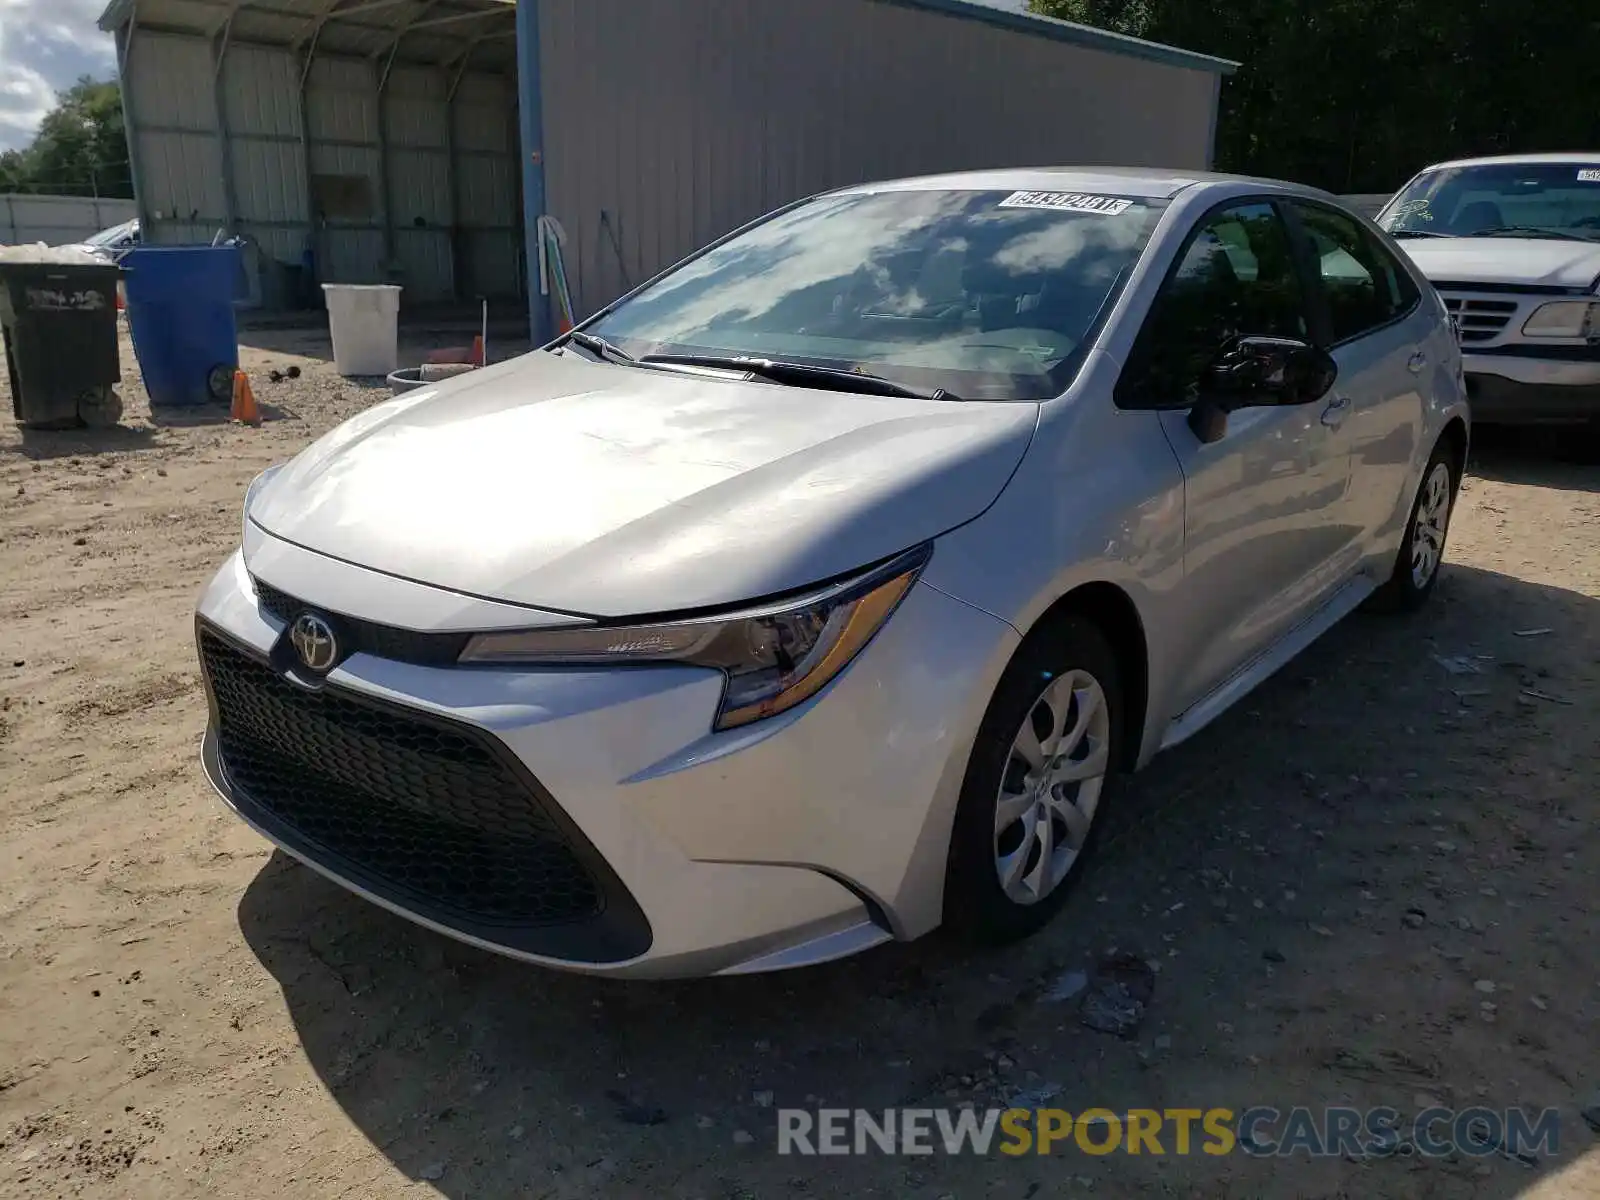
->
left=1452, top=200, right=1505, bottom=234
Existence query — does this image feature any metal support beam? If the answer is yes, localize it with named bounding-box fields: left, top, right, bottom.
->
left=515, top=0, right=548, bottom=341
left=115, top=1, right=157, bottom=239
left=211, top=5, right=243, bottom=236
left=444, top=34, right=483, bottom=301
left=131, top=123, right=495, bottom=157
left=370, top=0, right=443, bottom=285
left=406, top=7, right=513, bottom=31
left=316, top=0, right=415, bottom=19
left=371, top=0, right=441, bottom=63
left=297, top=35, right=321, bottom=296
left=288, top=0, right=416, bottom=52
left=289, top=0, right=416, bottom=49
left=375, top=45, right=400, bottom=277
left=445, top=35, right=482, bottom=102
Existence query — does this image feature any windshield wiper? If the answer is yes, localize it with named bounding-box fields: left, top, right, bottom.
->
left=1473, top=226, right=1597, bottom=242
left=565, top=329, right=637, bottom=363
left=1390, top=228, right=1454, bottom=239
left=638, top=353, right=960, bottom=401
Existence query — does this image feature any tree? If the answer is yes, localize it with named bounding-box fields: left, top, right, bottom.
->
left=1030, top=0, right=1153, bottom=37
left=1, top=78, right=131, bottom=198
left=1029, top=0, right=1600, bottom=193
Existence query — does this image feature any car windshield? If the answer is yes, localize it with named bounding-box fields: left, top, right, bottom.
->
left=1380, top=162, right=1600, bottom=240
left=583, top=188, right=1167, bottom=401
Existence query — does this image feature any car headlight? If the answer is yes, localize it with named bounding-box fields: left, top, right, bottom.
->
left=1521, top=300, right=1600, bottom=339
left=459, top=545, right=930, bottom=730
left=242, top=463, right=285, bottom=543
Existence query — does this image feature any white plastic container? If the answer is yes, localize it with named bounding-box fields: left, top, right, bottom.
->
left=322, top=283, right=402, bottom=376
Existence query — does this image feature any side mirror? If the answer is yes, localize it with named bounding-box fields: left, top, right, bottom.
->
left=1187, top=336, right=1338, bottom=443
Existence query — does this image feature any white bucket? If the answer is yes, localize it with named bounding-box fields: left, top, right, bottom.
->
left=322, top=283, right=402, bottom=376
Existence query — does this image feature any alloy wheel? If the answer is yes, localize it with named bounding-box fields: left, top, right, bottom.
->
left=993, top=669, right=1110, bottom=906
left=1411, top=461, right=1453, bottom=589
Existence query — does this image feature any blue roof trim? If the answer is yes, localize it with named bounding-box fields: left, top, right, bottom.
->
left=874, top=0, right=1238, bottom=75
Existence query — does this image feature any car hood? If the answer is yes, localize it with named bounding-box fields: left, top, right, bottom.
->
left=1397, top=237, right=1600, bottom=290
left=248, top=352, right=1038, bottom=618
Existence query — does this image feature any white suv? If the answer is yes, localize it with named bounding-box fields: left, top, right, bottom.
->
left=1380, top=154, right=1600, bottom=426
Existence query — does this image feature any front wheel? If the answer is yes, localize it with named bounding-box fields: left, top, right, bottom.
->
left=1367, top=443, right=1458, bottom=613
left=944, top=616, right=1122, bottom=945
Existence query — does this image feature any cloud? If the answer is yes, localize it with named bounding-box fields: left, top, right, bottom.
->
left=0, top=0, right=117, bottom=150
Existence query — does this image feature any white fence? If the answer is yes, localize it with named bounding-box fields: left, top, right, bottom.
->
left=0, top=194, right=137, bottom=246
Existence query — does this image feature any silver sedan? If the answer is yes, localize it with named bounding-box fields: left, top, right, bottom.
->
left=195, top=168, right=1468, bottom=977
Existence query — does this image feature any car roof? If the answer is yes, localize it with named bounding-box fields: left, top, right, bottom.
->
left=1419, top=152, right=1600, bottom=170
left=835, top=166, right=1342, bottom=203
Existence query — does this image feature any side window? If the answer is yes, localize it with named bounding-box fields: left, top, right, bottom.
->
left=1118, top=202, right=1309, bottom=409
left=1292, top=203, right=1417, bottom=342
left=1366, top=227, right=1420, bottom=313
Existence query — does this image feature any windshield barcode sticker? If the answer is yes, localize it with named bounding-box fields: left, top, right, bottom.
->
left=998, top=191, right=1134, bottom=216
left=1578, top=168, right=1600, bottom=183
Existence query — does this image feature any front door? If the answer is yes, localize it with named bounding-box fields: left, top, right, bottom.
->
left=1288, top=200, right=1434, bottom=556
left=1117, top=199, right=1357, bottom=716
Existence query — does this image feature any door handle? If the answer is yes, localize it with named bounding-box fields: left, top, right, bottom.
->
left=1320, top=395, right=1351, bottom=427
left=1407, top=350, right=1428, bottom=374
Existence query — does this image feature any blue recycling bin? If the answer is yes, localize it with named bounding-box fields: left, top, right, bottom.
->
left=122, top=245, right=241, bottom=407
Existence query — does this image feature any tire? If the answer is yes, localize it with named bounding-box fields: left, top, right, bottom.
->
left=1366, top=440, right=1459, bottom=614
left=207, top=363, right=236, bottom=404
left=944, top=614, right=1123, bottom=945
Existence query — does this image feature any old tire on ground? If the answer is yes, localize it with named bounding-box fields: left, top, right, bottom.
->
left=944, top=614, right=1123, bottom=945
left=207, top=364, right=235, bottom=404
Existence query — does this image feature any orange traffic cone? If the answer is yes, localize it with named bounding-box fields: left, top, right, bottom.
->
left=231, top=369, right=261, bottom=425
left=471, top=334, right=485, bottom=367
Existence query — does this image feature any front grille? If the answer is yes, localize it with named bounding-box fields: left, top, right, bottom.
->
left=201, top=630, right=604, bottom=927
left=253, top=578, right=471, bottom=667
left=1439, top=293, right=1520, bottom=344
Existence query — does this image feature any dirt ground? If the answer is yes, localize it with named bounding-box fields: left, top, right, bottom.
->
left=1, top=321, right=1597, bottom=1200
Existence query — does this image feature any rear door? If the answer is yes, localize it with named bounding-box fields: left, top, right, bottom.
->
left=1286, top=201, right=1430, bottom=556
left=1116, top=199, right=1356, bottom=716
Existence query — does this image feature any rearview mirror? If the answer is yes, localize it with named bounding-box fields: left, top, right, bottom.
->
left=1188, top=336, right=1338, bottom=443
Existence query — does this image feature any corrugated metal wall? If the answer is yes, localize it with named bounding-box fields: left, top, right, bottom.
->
left=124, top=31, right=521, bottom=304
left=536, top=0, right=1219, bottom=318
left=0, top=195, right=138, bottom=246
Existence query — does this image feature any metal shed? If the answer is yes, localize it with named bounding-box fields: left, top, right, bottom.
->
left=100, top=0, right=1234, bottom=328
left=517, top=0, right=1236, bottom=339
left=98, top=0, right=524, bottom=306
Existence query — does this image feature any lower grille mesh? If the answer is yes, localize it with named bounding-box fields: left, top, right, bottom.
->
left=200, top=631, right=602, bottom=927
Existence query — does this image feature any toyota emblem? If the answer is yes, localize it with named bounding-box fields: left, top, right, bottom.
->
left=289, top=613, right=339, bottom=672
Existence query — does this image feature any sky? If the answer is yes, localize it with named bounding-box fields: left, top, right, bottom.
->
left=0, top=0, right=118, bottom=151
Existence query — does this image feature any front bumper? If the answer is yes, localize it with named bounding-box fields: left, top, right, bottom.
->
left=1463, top=350, right=1600, bottom=424
left=195, top=542, right=1018, bottom=978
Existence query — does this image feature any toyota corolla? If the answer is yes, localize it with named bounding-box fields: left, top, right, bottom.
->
left=196, top=168, right=1468, bottom=978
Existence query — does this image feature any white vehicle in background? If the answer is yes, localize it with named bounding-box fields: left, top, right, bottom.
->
left=58, top=217, right=141, bottom=262
left=1380, top=154, right=1600, bottom=426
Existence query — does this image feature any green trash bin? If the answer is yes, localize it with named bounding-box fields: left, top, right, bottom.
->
left=0, top=260, right=123, bottom=430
